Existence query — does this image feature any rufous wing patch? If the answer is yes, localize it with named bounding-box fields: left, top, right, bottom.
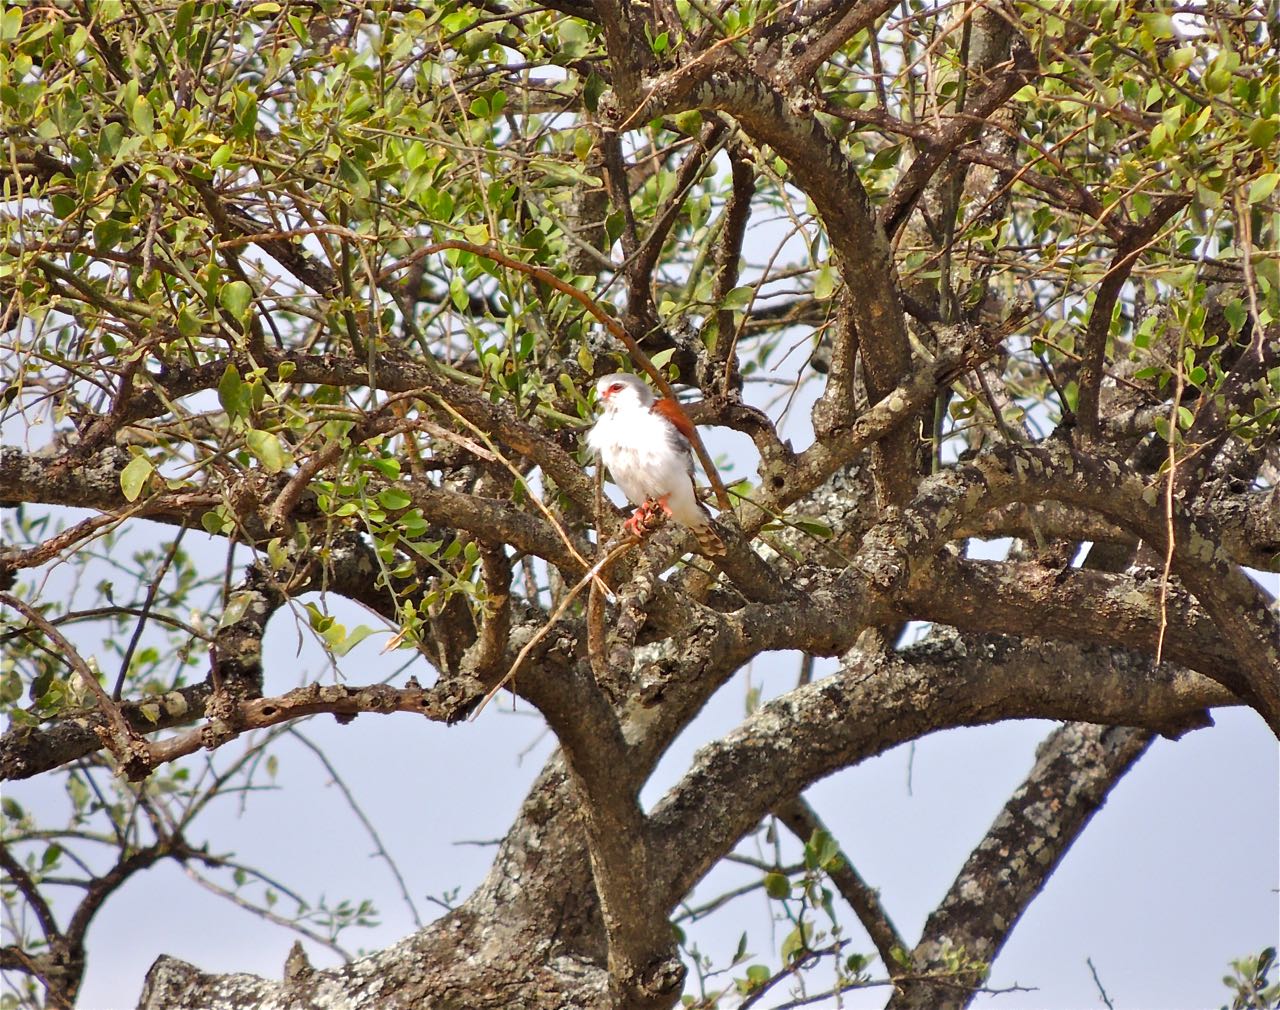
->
left=651, top=398, right=698, bottom=443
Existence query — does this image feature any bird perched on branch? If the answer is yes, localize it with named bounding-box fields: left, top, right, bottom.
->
left=587, top=372, right=726, bottom=556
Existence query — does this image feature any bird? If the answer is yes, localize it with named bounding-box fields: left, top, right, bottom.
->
left=587, top=372, right=726, bottom=556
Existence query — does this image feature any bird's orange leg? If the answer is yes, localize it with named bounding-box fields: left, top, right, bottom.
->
left=624, top=498, right=669, bottom=540
left=624, top=501, right=652, bottom=538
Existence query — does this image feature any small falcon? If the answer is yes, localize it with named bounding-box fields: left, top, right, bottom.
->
left=587, top=372, right=726, bottom=556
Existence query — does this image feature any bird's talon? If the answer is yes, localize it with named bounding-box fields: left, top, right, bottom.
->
left=624, top=510, right=647, bottom=539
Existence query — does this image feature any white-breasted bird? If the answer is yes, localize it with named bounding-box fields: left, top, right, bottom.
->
left=587, top=372, right=726, bottom=556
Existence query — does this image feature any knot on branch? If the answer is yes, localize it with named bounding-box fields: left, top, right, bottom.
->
left=622, top=952, right=686, bottom=1008
left=851, top=513, right=910, bottom=591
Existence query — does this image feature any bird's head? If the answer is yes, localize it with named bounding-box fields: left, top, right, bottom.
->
left=594, top=373, right=654, bottom=414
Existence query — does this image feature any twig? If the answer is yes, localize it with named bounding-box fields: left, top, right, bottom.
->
left=0, top=842, right=60, bottom=944
left=1234, top=187, right=1267, bottom=362
left=289, top=728, right=422, bottom=928
left=375, top=238, right=731, bottom=509
left=737, top=942, right=846, bottom=1010
left=0, top=593, right=141, bottom=765
left=113, top=527, right=188, bottom=699
left=1087, top=956, right=1116, bottom=1010
left=469, top=537, right=637, bottom=720
left=774, top=797, right=906, bottom=976
left=181, top=863, right=352, bottom=961
left=1155, top=342, right=1187, bottom=667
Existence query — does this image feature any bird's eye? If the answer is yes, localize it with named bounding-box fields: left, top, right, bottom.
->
left=607, top=382, right=624, bottom=395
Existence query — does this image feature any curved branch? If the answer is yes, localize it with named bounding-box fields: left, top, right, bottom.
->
left=846, top=440, right=1279, bottom=730
left=647, top=634, right=1233, bottom=909
left=634, top=59, right=916, bottom=503
left=0, top=444, right=589, bottom=579
left=915, top=557, right=1248, bottom=696
left=0, top=682, right=214, bottom=782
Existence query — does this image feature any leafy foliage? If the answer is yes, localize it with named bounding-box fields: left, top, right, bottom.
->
left=1, top=1, right=1277, bottom=1008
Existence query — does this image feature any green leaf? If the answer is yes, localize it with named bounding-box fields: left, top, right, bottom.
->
left=131, top=95, right=154, bottom=136
left=178, top=306, right=203, bottom=339
left=1247, top=119, right=1280, bottom=152
left=846, top=951, right=870, bottom=974
left=649, top=348, right=676, bottom=370
left=219, top=591, right=255, bottom=628
left=120, top=453, right=154, bottom=502
left=793, top=519, right=832, bottom=539
left=219, top=280, right=254, bottom=319
left=1139, top=12, right=1175, bottom=39
left=201, top=509, right=229, bottom=534
left=378, top=488, right=411, bottom=510
left=1204, top=63, right=1231, bottom=94
left=218, top=363, right=247, bottom=419
left=763, top=871, right=791, bottom=900
left=672, top=110, right=701, bottom=135
left=721, top=285, right=755, bottom=311
left=870, top=143, right=902, bottom=170
left=583, top=72, right=605, bottom=113
left=367, top=456, right=401, bottom=479
left=814, top=262, right=835, bottom=300
left=1223, top=299, right=1247, bottom=333
left=0, top=670, right=22, bottom=705
left=99, top=120, right=125, bottom=157
left=450, top=276, right=469, bottom=312
left=780, top=922, right=809, bottom=964
left=245, top=429, right=291, bottom=472
left=0, top=7, right=22, bottom=41
left=330, top=624, right=378, bottom=656
left=807, top=828, right=841, bottom=869
left=1248, top=173, right=1279, bottom=205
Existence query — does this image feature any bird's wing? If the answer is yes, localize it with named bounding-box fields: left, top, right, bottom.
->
left=650, top=398, right=697, bottom=442
left=650, top=399, right=698, bottom=473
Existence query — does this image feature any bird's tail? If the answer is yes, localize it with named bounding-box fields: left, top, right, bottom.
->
left=694, top=519, right=726, bottom=557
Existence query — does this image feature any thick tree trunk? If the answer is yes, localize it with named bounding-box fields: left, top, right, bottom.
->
left=137, top=759, right=611, bottom=1010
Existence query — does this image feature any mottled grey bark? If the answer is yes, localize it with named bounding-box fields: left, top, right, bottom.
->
left=889, top=724, right=1154, bottom=1010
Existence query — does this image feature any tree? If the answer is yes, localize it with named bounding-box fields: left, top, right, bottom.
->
left=1, top=0, right=1277, bottom=1007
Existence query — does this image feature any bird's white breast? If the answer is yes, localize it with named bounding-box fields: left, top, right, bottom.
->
left=588, top=407, right=692, bottom=508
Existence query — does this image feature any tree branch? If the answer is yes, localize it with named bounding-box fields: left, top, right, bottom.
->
left=888, top=722, right=1153, bottom=1010
left=773, top=796, right=907, bottom=974
left=648, top=632, right=1232, bottom=910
